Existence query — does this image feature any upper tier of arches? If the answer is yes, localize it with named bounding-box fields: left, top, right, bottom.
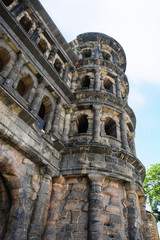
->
left=70, top=32, right=126, bottom=72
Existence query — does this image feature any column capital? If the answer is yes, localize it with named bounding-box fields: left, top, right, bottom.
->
left=93, top=105, right=101, bottom=111
left=40, top=165, right=56, bottom=178
left=88, top=173, right=105, bottom=183
left=120, top=112, right=128, bottom=122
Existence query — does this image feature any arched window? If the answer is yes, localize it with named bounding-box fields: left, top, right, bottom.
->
left=104, top=78, right=113, bottom=93
left=19, top=15, right=32, bottom=33
left=127, top=122, right=134, bottom=149
left=103, top=51, right=110, bottom=61
left=0, top=47, right=10, bottom=72
left=80, top=76, right=90, bottom=88
left=38, top=96, right=52, bottom=130
left=105, top=117, right=117, bottom=138
left=16, top=74, right=33, bottom=100
left=54, top=59, right=62, bottom=73
left=38, top=39, right=48, bottom=53
left=2, top=0, right=14, bottom=6
left=77, top=114, right=88, bottom=133
left=83, top=49, right=91, bottom=58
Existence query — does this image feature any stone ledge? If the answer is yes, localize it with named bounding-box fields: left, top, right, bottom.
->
left=0, top=84, right=36, bottom=125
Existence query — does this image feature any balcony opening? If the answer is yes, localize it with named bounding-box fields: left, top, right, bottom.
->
left=80, top=76, right=90, bottom=88
left=83, top=49, right=91, bottom=58
left=103, top=51, right=110, bottom=61
left=54, top=58, right=62, bottom=73
left=77, top=114, right=88, bottom=133
left=0, top=47, right=10, bottom=72
left=38, top=96, right=52, bottom=130
left=19, top=15, right=32, bottom=33
left=105, top=117, right=117, bottom=138
left=104, top=78, right=113, bottom=93
left=2, top=0, right=14, bottom=6
left=38, top=39, right=48, bottom=53
left=16, top=74, right=33, bottom=100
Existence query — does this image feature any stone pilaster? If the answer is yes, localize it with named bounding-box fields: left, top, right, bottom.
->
left=120, top=112, right=129, bottom=150
left=30, top=81, right=45, bottom=115
left=11, top=2, right=26, bottom=17
left=43, top=177, right=65, bottom=240
left=30, top=28, right=41, bottom=44
left=88, top=173, right=105, bottom=240
left=130, top=134, right=136, bottom=155
left=52, top=99, right=63, bottom=135
left=93, top=105, right=101, bottom=142
left=125, top=183, right=141, bottom=240
left=89, top=76, right=94, bottom=89
left=62, top=109, right=71, bottom=142
left=4, top=53, right=25, bottom=90
left=139, top=197, right=150, bottom=239
left=94, top=46, right=100, bottom=59
left=116, top=78, right=122, bottom=99
left=94, top=69, right=100, bottom=90
left=45, top=107, right=55, bottom=133
left=87, top=116, right=93, bottom=134
left=100, top=75, right=105, bottom=90
left=71, top=72, right=78, bottom=90
left=28, top=166, right=53, bottom=240
left=48, top=48, right=57, bottom=63
left=63, top=63, right=70, bottom=82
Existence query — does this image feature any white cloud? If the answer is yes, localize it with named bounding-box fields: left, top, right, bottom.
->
left=128, top=85, right=147, bottom=110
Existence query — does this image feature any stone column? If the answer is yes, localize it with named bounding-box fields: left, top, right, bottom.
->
left=93, top=105, right=101, bottom=142
left=62, top=109, right=71, bottom=142
left=116, top=77, right=122, bottom=99
left=30, top=81, right=45, bottom=115
left=45, top=107, right=55, bottom=134
left=52, top=100, right=63, bottom=135
left=139, top=196, right=150, bottom=240
left=100, top=75, right=105, bottom=90
left=94, top=46, right=100, bottom=59
left=48, top=48, right=57, bottom=63
left=63, top=63, right=70, bottom=82
left=125, top=183, right=141, bottom=240
left=11, top=2, right=26, bottom=17
left=129, top=134, right=136, bottom=155
left=88, top=173, right=105, bottom=240
left=28, top=166, right=53, bottom=240
left=71, top=72, right=78, bottom=90
left=120, top=112, right=129, bottom=150
left=87, top=116, right=93, bottom=134
left=89, top=76, right=94, bottom=89
left=4, top=53, right=25, bottom=90
left=43, top=176, right=65, bottom=240
left=30, top=28, right=41, bottom=44
left=94, top=69, right=100, bottom=90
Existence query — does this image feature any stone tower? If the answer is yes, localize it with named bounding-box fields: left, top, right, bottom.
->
left=0, top=0, right=158, bottom=239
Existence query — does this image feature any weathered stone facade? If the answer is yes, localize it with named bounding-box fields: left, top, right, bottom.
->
left=0, top=0, right=159, bottom=239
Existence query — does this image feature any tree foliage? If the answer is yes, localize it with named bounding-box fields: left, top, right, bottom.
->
left=143, top=163, right=160, bottom=221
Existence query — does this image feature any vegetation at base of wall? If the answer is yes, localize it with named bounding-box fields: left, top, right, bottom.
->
left=143, top=163, right=160, bottom=222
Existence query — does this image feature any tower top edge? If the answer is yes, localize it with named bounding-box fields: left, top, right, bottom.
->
left=70, top=32, right=127, bottom=72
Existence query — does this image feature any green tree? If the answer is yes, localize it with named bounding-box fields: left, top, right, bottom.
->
left=143, top=163, right=160, bottom=221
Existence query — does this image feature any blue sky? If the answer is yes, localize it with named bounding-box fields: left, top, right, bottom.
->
left=39, top=0, right=160, bottom=231
left=39, top=0, right=160, bottom=169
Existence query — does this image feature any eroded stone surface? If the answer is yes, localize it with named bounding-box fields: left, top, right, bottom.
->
left=0, top=0, right=158, bottom=239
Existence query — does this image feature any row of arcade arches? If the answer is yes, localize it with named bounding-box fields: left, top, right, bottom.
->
left=77, top=114, right=117, bottom=138
left=80, top=75, right=113, bottom=93
left=2, top=0, right=64, bottom=75
left=0, top=45, right=54, bottom=132
left=82, top=48, right=111, bottom=61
